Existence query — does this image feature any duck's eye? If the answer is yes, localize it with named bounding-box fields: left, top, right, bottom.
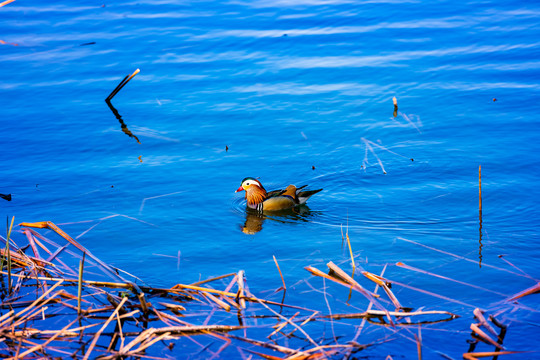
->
left=245, top=182, right=251, bottom=186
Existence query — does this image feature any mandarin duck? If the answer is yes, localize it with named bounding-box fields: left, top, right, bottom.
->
left=235, top=177, right=322, bottom=212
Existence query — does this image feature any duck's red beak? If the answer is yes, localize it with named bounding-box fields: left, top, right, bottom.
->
left=235, top=185, right=244, bottom=193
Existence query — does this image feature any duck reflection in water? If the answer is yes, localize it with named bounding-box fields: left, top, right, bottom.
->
left=241, top=206, right=316, bottom=235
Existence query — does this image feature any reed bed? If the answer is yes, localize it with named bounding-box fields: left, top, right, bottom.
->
left=0, top=219, right=537, bottom=359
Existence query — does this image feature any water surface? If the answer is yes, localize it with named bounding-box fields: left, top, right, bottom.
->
left=1, top=0, right=539, bottom=358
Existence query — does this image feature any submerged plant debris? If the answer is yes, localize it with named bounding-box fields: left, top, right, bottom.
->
left=0, top=220, right=537, bottom=359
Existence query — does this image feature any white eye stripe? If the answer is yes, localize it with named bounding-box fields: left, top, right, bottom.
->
left=243, top=180, right=257, bottom=187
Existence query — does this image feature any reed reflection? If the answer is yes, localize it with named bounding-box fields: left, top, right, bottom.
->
left=241, top=206, right=316, bottom=234
left=105, top=99, right=141, bottom=144
left=478, top=165, right=483, bottom=268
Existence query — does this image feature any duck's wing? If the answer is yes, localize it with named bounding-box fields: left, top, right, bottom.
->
left=266, top=189, right=286, bottom=198
left=297, top=188, right=323, bottom=204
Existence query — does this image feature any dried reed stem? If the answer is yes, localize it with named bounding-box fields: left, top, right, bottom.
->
left=268, top=312, right=299, bottom=337
left=205, top=292, right=231, bottom=312
left=83, top=296, right=129, bottom=360
left=273, top=255, right=286, bottom=291
left=346, top=233, right=355, bottom=273
left=106, top=69, right=141, bottom=101
left=236, top=270, right=246, bottom=309
left=252, top=297, right=326, bottom=358
left=470, top=323, right=505, bottom=349
left=507, top=282, right=540, bottom=301
left=15, top=317, right=80, bottom=358
left=473, top=308, right=498, bottom=337
left=327, top=262, right=387, bottom=315
left=462, top=351, right=523, bottom=359
left=190, top=272, right=236, bottom=287
left=78, top=252, right=85, bottom=315
left=479, top=165, right=482, bottom=212
left=0, top=0, right=16, bottom=8
left=362, top=271, right=402, bottom=310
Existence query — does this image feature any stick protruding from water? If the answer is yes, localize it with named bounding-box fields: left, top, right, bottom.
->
left=106, top=68, right=140, bottom=102
left=479, top=165, right=482, bottom=213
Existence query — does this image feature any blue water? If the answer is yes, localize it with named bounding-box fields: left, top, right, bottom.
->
left=1, top=0, right=540, bottom=358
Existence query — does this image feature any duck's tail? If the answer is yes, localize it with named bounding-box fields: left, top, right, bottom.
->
left=297, top=188, right=323, bottom=205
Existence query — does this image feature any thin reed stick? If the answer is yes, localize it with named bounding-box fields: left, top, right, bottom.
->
left=6, top=216, right=15, bottom=294
left=0, top=0, right=16, bottom=8
left=0, top=270, right=131, bottom=288
left=0, top=280, right=63, bottom=328
left=106, top=69, right=141, bottom=101
left=15, top=317, right=80, bottom=358
left=205, top=292, right=231, bottom=312
left=362, top=271, right=402, bottom=310
left=190, top=272, right=236, bottom=287
left=479, top=165, right=482, bottom=212
left=19, top=221, right=127, bottom=282
left=473, top=308, right=498, bottom=337
left=397, top=237, right=529, bottom=278
left=83, top=296, right=129, bottom=360
left=268, top=312, right=299, bottom=337
left=228, top=334, right=303, bottom=356
left=78, top=252, right=86, bottom=314
left=252, top=297, right=327, bottom=358
left=273, top=255, right=286, bottom=291
left=396, top=262, right=506, bottom=297
left=346, top=233, right=355, bottom=273
left=236, top=270, right=246, bottom=309
left=470, top=323, right=505, bottom=349
left=463, top=351, right=525, bottom=359
left=415, top=326, right=422, bottom=360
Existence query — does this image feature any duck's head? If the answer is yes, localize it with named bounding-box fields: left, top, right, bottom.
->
left=235, top=177, right=265, bottom=193
left=236, top=177, right=267, bottom=205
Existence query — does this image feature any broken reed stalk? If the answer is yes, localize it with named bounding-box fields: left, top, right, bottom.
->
left=0, top=219, right=479, bottom=358
left=273, top=255, right=286, bottom=291
left=479, top=165, right=482, bottom=213
left=473, top=308, right=498, bottom=337
left=344, top=211, right=355, bottom=273
left=346, top=233, right=355, bottom=273
left=190, top=272, right=236, bottom=287
left=415, top=326, right=422, bottom=360
left=362, top=271, right=402, bottom=310
left=19, top=221, right=128, bottom=282
left=78, top=252, right=86, bottom=315
left=470, top=323, right=504, bottom=350
left=236, top=270, right=246, bottom=309
left=83, top=296, right=129, bottom=360
left=6, top=216, right=15, bottom=294
left=16, top=317, right=80, bottom=358
left=462, top=351, right=524, bottom=359
left=507, top=282, right=540, bottom=301
left=253, top=297, right=328, bottom=358
left=0, top=0, right=16, bottom=8
left=106, top=68, right=140, bottom=101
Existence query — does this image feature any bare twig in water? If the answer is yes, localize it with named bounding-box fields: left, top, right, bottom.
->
left=106, top=68, right=140, bottom=101
left=273, top=255, right=287, bottom=292
left=0, top=0, right=16, bottom=8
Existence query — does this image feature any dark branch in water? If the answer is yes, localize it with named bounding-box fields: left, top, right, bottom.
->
left=106, top=69, right=140, bottom=102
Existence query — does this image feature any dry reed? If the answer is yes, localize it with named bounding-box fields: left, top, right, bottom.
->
left=106, top=69, right=140, bottom=101
left=0, top=218, right=535, bottom=359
